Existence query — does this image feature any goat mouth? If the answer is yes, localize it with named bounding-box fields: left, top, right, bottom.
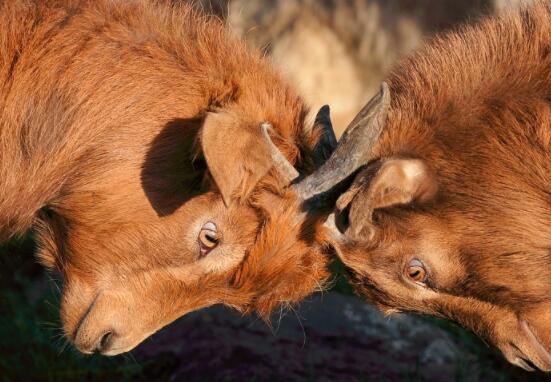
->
left=520, top=320, right=551, bottom=371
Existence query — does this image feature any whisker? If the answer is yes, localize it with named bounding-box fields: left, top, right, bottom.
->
left=124, top=352, right=140, bottom=368
left=46, top=273, right=62, bottom=294
left=289, top=304, right=306, bottom=348
left=57, top=338, right=70, bottom=357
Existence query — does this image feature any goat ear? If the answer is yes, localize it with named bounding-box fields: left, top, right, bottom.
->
left=336, top=158, right=438, bottom=239
left=201, top=111, right=273, bottom=206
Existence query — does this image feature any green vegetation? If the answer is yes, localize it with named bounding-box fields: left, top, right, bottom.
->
left=0, top=236, right=142, bottom=382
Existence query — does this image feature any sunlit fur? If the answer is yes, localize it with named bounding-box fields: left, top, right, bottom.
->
left=338, top=1, right=551, bottom=371
left=0, top=0, right=330, bottom=354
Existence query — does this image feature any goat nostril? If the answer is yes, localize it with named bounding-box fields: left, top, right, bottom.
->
left=97, top=331, right=114, bottom=353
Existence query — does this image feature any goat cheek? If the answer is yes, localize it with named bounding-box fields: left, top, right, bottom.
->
left=524, top=305, right=551, bottom=349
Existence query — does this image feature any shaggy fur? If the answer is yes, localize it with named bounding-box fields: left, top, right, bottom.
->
left=336, top=1, right=551, bottom=371
left=0, top=0, right=330, bottom=354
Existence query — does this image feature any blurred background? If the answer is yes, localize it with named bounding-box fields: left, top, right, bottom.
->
left=1, top=1, right=546, bottom=381
left=203, top=0, right=527, bottom=132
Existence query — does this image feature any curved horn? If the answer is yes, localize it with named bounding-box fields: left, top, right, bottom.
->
left=260, top=104, right=337, bottom=186
left=292, top=82, right=391, bottom=201
left=260, top=123, right=299, bottom=183
left=312, top=105, right=338, bottom=167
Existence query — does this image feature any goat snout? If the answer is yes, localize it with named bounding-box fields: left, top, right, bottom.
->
left=74, top=326, right=117, bottom=355
left=498, top=319, right=551, bottom=372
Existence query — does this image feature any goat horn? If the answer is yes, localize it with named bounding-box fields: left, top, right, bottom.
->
left=312, top=105, right=338, bottom=167
left=292, top=82, right=390, bottom=201
left=260, top=123, right=299, bottom=183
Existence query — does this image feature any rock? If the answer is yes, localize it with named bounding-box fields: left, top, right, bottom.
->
left=132, top=292, right=534, bottom=381
left=421, top=338, right=459, bottom=365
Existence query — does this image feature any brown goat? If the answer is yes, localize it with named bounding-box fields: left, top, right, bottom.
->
left=330, top=1, right=551, bottom=372
left=0, top=0, right=356, bottom=355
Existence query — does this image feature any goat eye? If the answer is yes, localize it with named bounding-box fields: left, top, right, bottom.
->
left=405, top=259, right=427, bottom=284
left=198, top=222, right=219, bottom=256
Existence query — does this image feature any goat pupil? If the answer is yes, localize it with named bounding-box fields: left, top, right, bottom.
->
left=198, top=228, right=219, bottom=253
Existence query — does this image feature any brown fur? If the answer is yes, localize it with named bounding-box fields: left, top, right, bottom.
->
left=0, top=0, right=330, bottom=354
left=335, top=1, right=551, bottom=371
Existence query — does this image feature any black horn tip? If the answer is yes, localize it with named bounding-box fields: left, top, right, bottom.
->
left=316, top=104, right=330, bottom=117
left=312, top=104, right=337, bottom=166
left=315, top=105, right=332, bottom=127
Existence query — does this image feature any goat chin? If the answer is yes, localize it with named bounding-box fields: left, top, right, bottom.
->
left=520, top=306, right=551, bottom=370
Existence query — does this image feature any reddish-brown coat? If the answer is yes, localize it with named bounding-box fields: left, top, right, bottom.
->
left=0, top=0, right=330, bottom=354
left=337, top=1, right=551, bottom=371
